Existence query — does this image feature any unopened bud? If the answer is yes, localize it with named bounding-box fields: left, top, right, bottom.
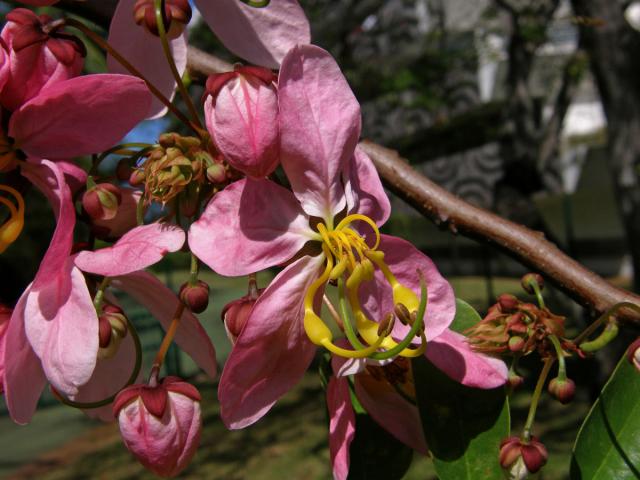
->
left=222, top=287, right=263, bottom=344
left=179, top=280, right=210, bottom=313
left=206, top=162, right=227, bottom=184
left=521, top=273, right=544, bottom=294
left=129, top=168, right=146, bottom=187
left=82, top=183, right=122, bottom=221
left=508, top=335, right=525, bottom=352
left=133, top=0, right=192, bottom=38
left=507, top=371, right=524, bottom=390
left=498, top=294, right=519, bottom=313
left=113, top=376, right=202, bottom=477
left=499, top=436, right=548, bottom=475
left=98, top=304, right=129, bottom=360
left=628, top=337, right=640, bottom=372
left=548, top=377, right=575, bottom=404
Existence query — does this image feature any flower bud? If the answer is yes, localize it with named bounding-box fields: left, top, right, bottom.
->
left=1, top=8, right=85, bottom=111
left=498, top=294, right=519, bottom=313
left=179, top=280, right=210, bottom=314
left=98, top=305, right=129, bottom=360
left=206, top=161, right=227, bottom=184
left=129, top=168, right=146, bottom=187
left=548, top=377, right=575, bottom=404
left=0, top=304, right=12, bottom=394
left=114, top=377, right=202, bottom=477
left=91, top=188, right=141, bottom=241
left=521, top=273, right=544, bottom=294
left=82, top=183, right=122, bottom=221
left=499, top=436, right=548, bottom=475
left=508, top=335, right=525, bottom=352
left=222, top=287, right=263, bottom=343
left=204, top=66, right=279, bottom=178
left=133, top=0, right=192, bottom=38
left=628, top=337, right=640, bottom=372
left=507, top=371, right=524, bottom=391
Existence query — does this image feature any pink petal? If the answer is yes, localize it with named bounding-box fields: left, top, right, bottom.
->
left=195, top=0, right=310, bottom=69
left=76, top=332, right=139, bottom=422
left=279, top=45, right=361, bottom=221
left=20, top=159, right=75, bottom=290
left=189, top=178, right=314, bottom=276
left=361, top=234, right=456, bottom=342
left=75, top=223, right=185, bottom=277
left=107, top=0, right=187, bottom=118
left=204, top=73, right=279, bottom=178
left=327, top=376, right=355, bottom=480
left=0, top=42, right=9, bottom=92
left=55, top=160, right=88, bottom=195
left=9, top=74, right=151, bottom=159
left=425, top=329, right=508, bottom=389
left=355, top=370, right=428, bottom=454
left=111, top=271, right=217, bottom=379
left=3, top=286, right=47, bottom=424
left=346, top=147, right=390, bottom=226
left=218, top=255, right=323, bottom=429
left=24, top=257, right=99, bottom=396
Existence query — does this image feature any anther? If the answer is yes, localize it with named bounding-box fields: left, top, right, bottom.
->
left=394, top=303, right=412, bottom=325
left=378, top=313, right=395, bottom=337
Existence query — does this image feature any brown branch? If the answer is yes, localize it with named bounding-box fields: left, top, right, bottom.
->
left=185, top=46, right=640, bottom=323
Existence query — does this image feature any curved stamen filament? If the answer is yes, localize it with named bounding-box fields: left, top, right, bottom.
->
left=0, top=185, right=25, bottom=254
left=335, top=213, right=381, bottom=250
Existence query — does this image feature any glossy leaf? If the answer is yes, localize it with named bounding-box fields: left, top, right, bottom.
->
left=570, top=353, right=640, bottom=479
left=449, top=298, right=483, bottom=333
left=413, top=356, right=509, bottom=480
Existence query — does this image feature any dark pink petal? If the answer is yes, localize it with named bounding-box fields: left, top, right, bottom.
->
left=189, top=178, right=314, bottom=276
left=3, top=286, right=47, bottom=424
left=111, top=271, right=217, bottom=379
left=55, top=160, right=88, bottom=195
left=327, top=376, right=355, bottom=480
left=24, top=257, right=99, bottom=396
left=279, top=45, right=361, bottom=221
left=195, top=0, right=310, bottom=69
left=346, top=147, right=390, bottom=226
left=218, top=255, right=323, bottom=429
left=361, top=234, right=456, bottom=342
left=74, top=223, right=185, bottom=277
left=355, top=370, right=428, bottom=455
left=140, top=385, right=169, bottom=418
left=164, top=377, right=201, bottom=402
left=20, top=159, right=75, bottom=290
left=76, top=333, right=140, bottom=422
left=107, top=0, right=187, bottom=118
left=9, top=74, right=151, bottom=158
left=0, top=42, right=9, bottom=92
left=425, top=329, right=508, bottom=389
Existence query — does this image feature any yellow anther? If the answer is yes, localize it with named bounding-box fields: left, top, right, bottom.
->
left=0, top=185, right=25, bottom=254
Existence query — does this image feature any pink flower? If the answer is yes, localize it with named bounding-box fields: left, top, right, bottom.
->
left=205, top=66, right=279, bottom=178
left=189, top=45, right=508, bottom=429
left=107, top=0, right=310, bottom=117
left=114, top=376, right=202, bottom=477
left=0, top=8, right=84, bottom=111
left=327, top=355, right=427, bottom=480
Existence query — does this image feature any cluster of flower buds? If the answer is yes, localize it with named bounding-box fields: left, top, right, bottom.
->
left=132, top=133, right=226, bottom=216
left=133, top=0, right=192, bottom=38
left=499, top=436, right=548, bottom=479
left=114, top=376, right=202, bottom=477
left=97, top=304, right=129, bottom=360
left=466, top=293, right=566, bottom=357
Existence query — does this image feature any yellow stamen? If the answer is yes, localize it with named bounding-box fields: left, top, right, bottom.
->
left=0, top=185, right=25, bottom=254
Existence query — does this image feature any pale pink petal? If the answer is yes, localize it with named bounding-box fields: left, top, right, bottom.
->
left=425, top=330, right=508, bottom=389
left=189, top=178, right=314, bottom=276
left=107, top=0, right=187, bottom=118
left=327, top=376, right=355, bottom=480
left=20, top=159, right=75, bottom=290
left=218, top=255, right=323, bottom=429
left=75, top=333, right=138, bottom=422
left=361, top=234, right=455, bottom=342
left=9, top=74, right=151, bottom=159
left=346, top=147, right=390, bottom=226
left=24, top=258, right=99, bottom=397
left=195, top=0, right=310, bottom=69
left=355, top=370, right=428, bottom=455
left=91, top=187, right=141, bottom=239
left=279, top=45, right=361, bottom=221
left=111, top=271, right=217, bottom=379
left=3, top=286, right=47, bottom=425
left=75, top=223, right=185, bottom=277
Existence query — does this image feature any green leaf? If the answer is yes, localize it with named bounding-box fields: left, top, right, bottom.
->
left=570, top=353, right=640, bottom=479
left=450, top=298, right=483, bottom=333
left=347, top=412, right=414, bottom=480
left=413, top=356, right=509, bottom=480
